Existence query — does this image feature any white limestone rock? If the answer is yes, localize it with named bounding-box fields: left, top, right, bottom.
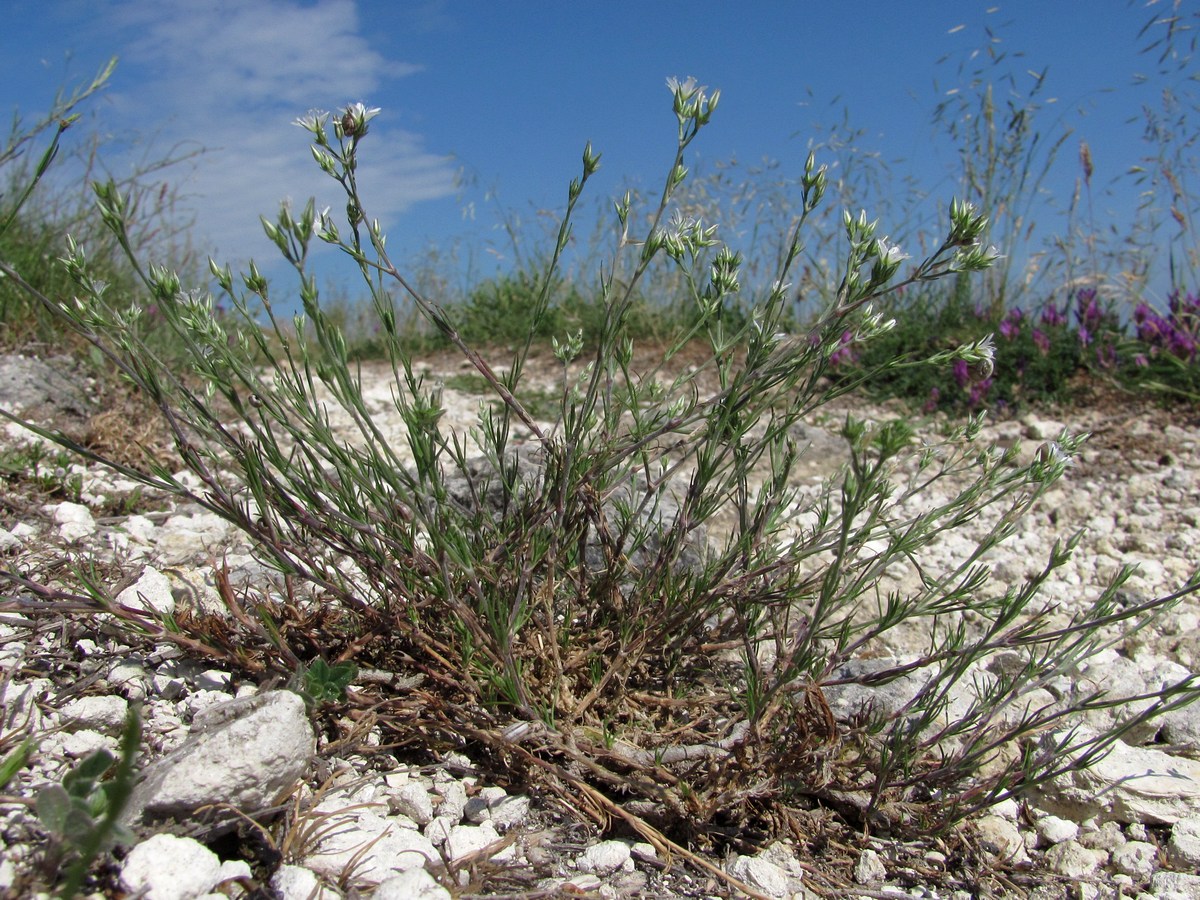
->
left=1159, top=699, right=1200, bottom=750
left=0, top=678, right=49, bottom=733
left=1169, top=816, right=1200, bottom=869
left=1022, top=415, right=1067, bottom=441
left=106, top=658, right=152, bottom=700
left=1080, top=819, right=1126, bottom=852
left=49, top=728, right=116, bottom=759
left=216, top=859, right=251, bottom=886
left=164, top=565, right=228, bottom=617
left=374, top=868, right=452, bottom=900
left=434, top=780, right=467, bottom=822
left=122, top=691, right=314, bottom=832
left=490, top=794, right=530, bottom=830
left=464, top=784, right=508, bottom=822
left=1031, top=734, right=1200, bottom=824
left=52, top=501, right=95, bottom=543
left=0, top=355, right=91, bottom=417
left=0, top=529, right=22, bottom=553
left=56, top=695, right=129, bottom=732
left=1068, top=650, right=1196, bottom=743
left=446, top=821, right=504, bottom=862
left=118, top=513, right=157, bottom=546
left=1150, top=870, right=1200, bottom=900
left=1034, top=814, right=1079, bottom=846
left=578, top=839, right=631, bottom=876
left=976, top=815, right=1030, bottom=864
left=424, top=815, right=455, bottom=846
left=155, top=511, right=233, bottom=563
left=120, top=833, right=222, bottom=900
left=727, top=854, right=791, bottom=899
left=1044, top=841, right=1106, bottom=879
left=304, top=810, right=439, bottom=881
left=194, top=669, right=232, bottom=692
left=117, top=566, right=175, bottom=615
left=390, top=781, right=435, bottom=825
left=463, top=794, right=490, bottom=823
left=562, top=873, right=603, bottom=892
left=271, top=864, right=336, bottom=900
left=1111, top=840, right=1158, bottom=879
left=854, top=848, right=888, bottom=884
left=822, top=657, right=925, bottom=723
left=630, top=842, right=658, bottom=864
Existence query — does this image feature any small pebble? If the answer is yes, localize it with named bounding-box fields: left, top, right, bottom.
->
left=1035, top=814, right=1079, bottom=846
left=854, top=848, right=887, bottom=884
left=1111, top=841, right=1157, bottom=880
left=1044, top=841, right=1106, bottom=879
left=580, top=840, right=632, bottom=877
left=1169, top=817, right=1200, bottom=869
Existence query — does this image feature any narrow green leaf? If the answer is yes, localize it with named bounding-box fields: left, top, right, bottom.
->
left=0, top=738, right=35, bottom=790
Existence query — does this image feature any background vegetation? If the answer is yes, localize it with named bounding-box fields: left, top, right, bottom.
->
left=4, top=10, right=1199, bottom=408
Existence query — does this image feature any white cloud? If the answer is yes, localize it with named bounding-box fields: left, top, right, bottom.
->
left=99, top=0, right=456, bottom=265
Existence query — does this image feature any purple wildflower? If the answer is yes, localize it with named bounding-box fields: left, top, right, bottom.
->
left=952, top=358, right=971, bottom=388
left=829, top=329, right=857, bottom=367
left=1167, top=289, right=1199, bottom=317
left=1040, top=302, right=1067, bottom=328
left=1075, top=288, right=1103, bottom=332
left=999, top=308, right=1024, bottom=340
left=968, top=376, right=992, bottom=408
left=1169, top=330, right=1197, bottom=362
left=1032, top=328, right=1051, bottom=355
left=1134, top=296, right=1199, bottom=361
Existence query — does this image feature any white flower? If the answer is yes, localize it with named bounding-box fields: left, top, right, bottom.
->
left=1037, top=441, right=1076, bottom=468
left=346, top=101, right=381, bottom=122
left=293, top=110, right=329, bottom=132
left=875, top=237, right=909, bottom=266
left=976, top=333, right=996, bottom=362
left=666, top=210, right=718, bottom=249
left=340, top=102, right=382, bottom=138
left=666, top=76, right=714, bottom=118
left=666, top=76, right=700, bottom=96
left=966, top=333, right=996, bottom=380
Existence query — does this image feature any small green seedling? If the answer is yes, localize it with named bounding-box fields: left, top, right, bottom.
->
left=300, top=658, right=358, bottom=704
left=36, top=707, right=139, bottom=899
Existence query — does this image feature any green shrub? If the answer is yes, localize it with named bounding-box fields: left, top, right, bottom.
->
left=1123, top=289, right=1200, bottom=401
left=849, top=285, right=1126, bottom=412
left=4, top=86, right=1198, bottom=880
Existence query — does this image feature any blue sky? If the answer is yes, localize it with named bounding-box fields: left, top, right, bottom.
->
left=2, top=0, right=1193, bottom=307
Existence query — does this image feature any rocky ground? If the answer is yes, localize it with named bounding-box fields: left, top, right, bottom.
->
left=1, top=351, right=1200, bottom=899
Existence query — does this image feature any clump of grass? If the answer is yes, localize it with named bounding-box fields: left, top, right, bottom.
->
left=0, top=62, right=114, bottom=349
left=1, top=58, right=203, bottom=360
left=3, top=83, right=1200, bottom=890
